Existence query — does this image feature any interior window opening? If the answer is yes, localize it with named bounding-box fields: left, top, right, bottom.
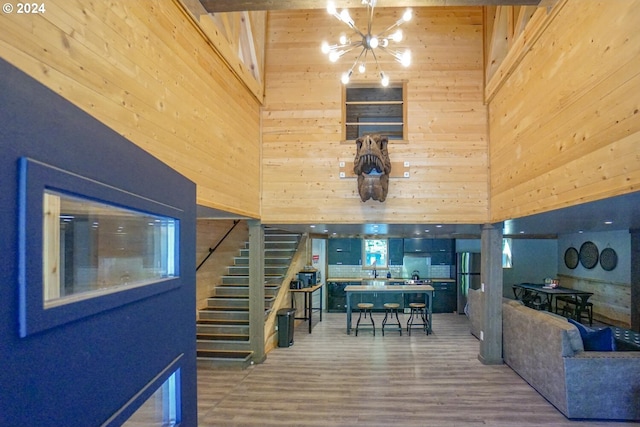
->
left=43, top=190, right=178, bottom=307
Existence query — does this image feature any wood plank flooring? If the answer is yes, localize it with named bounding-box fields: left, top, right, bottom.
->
left=197, top=312, right=634, bottom=427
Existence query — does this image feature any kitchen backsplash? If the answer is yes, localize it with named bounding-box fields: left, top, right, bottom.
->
left=328, top=263, right=452, bottom=279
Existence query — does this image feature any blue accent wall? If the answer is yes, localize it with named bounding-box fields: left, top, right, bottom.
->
left=503, top=239, right=558, bottom=290
left=0, top=59, right=197, bottom=426
left=558, top=230, right=630, bottom=284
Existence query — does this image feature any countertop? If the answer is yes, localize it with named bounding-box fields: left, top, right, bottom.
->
left=327, top=277, right=455, bottom=283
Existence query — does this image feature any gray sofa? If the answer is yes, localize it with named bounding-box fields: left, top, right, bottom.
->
left=502, top=298, right=640, bottom=420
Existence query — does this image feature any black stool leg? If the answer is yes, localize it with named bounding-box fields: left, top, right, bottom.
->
left=420, top=308, right=428, bottom=335
left=355, top=308, right=363, bottom=336
left=369, top=308, right=375, bottom=336
left=394, top=308, right=402, bottom=336
left=382, top=308, right=389, bottom=336
left=408, top=308, right=418, bottom=336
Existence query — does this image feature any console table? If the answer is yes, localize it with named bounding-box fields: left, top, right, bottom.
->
left=290, top=283, right=323, bottom=333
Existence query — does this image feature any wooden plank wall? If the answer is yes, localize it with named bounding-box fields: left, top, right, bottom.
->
left=0, top=0, right=262, bottom=218
left=558, top=274, right=631, bottom=328
left=488, top=0, right=640, bottom=222
left=196, top=220, right=248, bottom=310
left=261, top=7, right=489, bottom=225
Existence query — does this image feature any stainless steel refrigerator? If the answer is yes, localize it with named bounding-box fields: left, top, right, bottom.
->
left=456, top=252, right=481, bottom=314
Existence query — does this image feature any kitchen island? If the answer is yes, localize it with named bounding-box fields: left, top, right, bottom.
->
left=328, top=278, right=455, bottom=313
left=345, top=284, right=435, bottom=334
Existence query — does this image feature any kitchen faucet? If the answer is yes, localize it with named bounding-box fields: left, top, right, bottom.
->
left=373, top=269, right=378, bottom=278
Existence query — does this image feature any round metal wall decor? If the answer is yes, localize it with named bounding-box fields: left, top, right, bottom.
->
left=599, top=247, right=618, bottom=271
left=579, top=241, right=599, bottom=269
left=564, top=247, right=579, bottom=269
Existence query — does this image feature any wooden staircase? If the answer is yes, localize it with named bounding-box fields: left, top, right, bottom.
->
left=196, top=229, right=301, bottom=368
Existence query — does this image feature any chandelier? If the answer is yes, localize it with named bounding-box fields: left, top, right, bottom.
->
left=321, top=0, right=412, bottom=86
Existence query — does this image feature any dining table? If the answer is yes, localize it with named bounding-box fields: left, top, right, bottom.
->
left=511, top=283, right=593, bottom=317
left=344, top=284, right=435, bottom=335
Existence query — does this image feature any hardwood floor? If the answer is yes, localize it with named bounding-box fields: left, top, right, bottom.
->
left=197, top=312, right=633, bottom=427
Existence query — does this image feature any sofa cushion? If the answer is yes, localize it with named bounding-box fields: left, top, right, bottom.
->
left=568, top=318, right=616, bottom=351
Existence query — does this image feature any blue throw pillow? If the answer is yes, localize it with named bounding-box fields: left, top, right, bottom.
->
left=568, top=318, right=615, bottom=351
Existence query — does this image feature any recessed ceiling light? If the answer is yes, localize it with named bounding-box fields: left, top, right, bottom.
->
left=519, top=231, right=525, bottom=234
left=604, top=221, right=613, bottom=225
left=310, top=225, right=316, bottom=228
left=424, top=229, right=430, bottom=233
left=578, top=230, right=584, bottom=233
left=436, top=225, right=442, bottom=228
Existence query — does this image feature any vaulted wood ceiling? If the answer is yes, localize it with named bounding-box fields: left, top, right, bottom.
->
left=193, top=0, right=640, bottom=237
left=201, top=0, right=546, bottom=13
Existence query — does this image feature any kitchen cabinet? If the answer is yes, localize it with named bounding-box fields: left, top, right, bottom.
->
left=327, top=280, right=405, bottom=312
left=389, top=238, right=404, bottom=265
left=403, top=238, right=431, bottom=253
left=402, top=238, right=454, bottom=265
left=328, top=281, right=361, bottom=312
left=430, top=240, right=454, bottom=265
left=431, top=239, right=453, bottom=253
left=431, top=281, right=456, bottom=313
left=328, top=238, right=362, bottom=265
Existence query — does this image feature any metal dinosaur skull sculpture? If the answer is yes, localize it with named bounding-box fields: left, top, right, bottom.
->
left=353, top=134, right=392, bottom=202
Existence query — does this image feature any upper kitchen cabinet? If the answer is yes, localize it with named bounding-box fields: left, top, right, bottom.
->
left=403, top=238, right=431, bottom=253
left=430, top=240, right=454, bottom=265
left=403, top=239, right=454, bottom=265
left=389, top=238, right=404, bottom=265
left=328, top=238, right=362, bottom=265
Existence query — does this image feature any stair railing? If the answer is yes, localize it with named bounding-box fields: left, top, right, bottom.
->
left=196, top=220, right=241, bottom=272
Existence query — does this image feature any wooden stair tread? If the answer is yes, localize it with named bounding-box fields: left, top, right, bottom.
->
left=197, top=350, right=252, bottom=359
left=201, top=307, right=249, bottom=312
left=197, top=318, right=249, bottom=325
left=197, top=333, right=249, bottom=341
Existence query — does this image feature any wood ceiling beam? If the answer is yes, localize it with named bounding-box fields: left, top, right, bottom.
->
left=201, top=0, right=543, bottom=13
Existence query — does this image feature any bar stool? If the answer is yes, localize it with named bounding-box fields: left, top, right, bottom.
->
left=381, top=302, right=402, bottom=336
left=407, top=302, right=429, bottom=335
left=355, top=302, right=375, bottom=336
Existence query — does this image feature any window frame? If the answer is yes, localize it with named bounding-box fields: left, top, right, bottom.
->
left=362, top=238, right=389, bottom=270
left=18, top=157, right=182, bottom=337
